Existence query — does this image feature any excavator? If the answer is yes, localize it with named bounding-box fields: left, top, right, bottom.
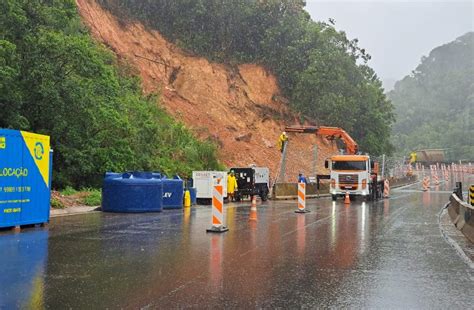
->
left=284, top=125, right=384, bottom=201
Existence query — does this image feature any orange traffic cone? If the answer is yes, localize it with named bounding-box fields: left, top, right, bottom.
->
left=249, top=195, right=257, bottom=221
left=344, top=192, right=350, bottom=204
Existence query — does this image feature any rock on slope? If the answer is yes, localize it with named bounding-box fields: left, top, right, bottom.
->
left=77, top=0, right=337, bottom=182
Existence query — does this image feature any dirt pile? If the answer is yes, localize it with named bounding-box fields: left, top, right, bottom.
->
left=77, top=0, right=338, bottom=182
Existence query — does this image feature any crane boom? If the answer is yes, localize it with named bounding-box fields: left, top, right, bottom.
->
left=285, top=125, right=359, bottom=155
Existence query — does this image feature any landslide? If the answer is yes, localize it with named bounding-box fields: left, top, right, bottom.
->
left=77, top=0, right=337, bottom=181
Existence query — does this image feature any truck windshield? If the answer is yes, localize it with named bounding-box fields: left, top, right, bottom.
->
left=332, top=161, right=366, bottom=171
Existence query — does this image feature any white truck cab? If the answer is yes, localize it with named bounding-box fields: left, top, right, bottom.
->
left=325, top=155, right=375, bottom=200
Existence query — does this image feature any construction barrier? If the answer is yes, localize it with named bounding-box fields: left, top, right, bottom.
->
left=470, top=185, right=474, bottom=207
left=207, top=184, right=228, bottom=233
left=272, top=182, right=328, bottom=200
left=447, top=187, right=474, bottom=243
left=383, top=179, right=390, bottom=198
left=295, top=182, right=310, bottom=213
left=422, top=177, right=430, bottom=191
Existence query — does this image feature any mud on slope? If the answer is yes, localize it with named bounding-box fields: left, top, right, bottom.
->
left=77, top=0, right=338, bottom=182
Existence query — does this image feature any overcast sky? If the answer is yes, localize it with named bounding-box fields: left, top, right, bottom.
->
left=305, top=0, right=474, bottom=89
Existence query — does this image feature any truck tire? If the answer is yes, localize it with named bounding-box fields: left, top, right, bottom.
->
left=260, top=190, right=268, bottom=201
left=332, top=194, right=337, bottom=201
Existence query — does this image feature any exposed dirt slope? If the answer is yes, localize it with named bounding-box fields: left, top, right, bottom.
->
left=77, top=0, right=337, bottom=181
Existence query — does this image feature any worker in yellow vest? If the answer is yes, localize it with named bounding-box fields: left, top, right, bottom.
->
left=227, top=171, right=238, bottom=202
left=278, top=131, right=288, bottom=153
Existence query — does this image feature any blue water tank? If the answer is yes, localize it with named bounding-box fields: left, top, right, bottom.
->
left=105, top=172, right=122, bottom=179
left=189, top=188, right=197, bottom=205
left=161, top=176, right=184, bottom=209
left=102, top=172, right=163, bottom=213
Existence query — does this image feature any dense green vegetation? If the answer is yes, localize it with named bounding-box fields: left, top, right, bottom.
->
left=98, top=0, right=395, bottom=155
left=0, top=0, right=221, bottom=188
left=389, top=33, right=473, bottom=160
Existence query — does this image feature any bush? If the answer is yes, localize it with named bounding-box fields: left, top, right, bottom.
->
left=61, top=186, right=77, bottom=196
left=82, top=190, right=102, bottom=206
left=50, top=197, right=66, bottom=209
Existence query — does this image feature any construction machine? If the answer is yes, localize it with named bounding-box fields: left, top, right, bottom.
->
left=284, top=126, right=384, bottom=201
left=231, top=166, right=270, bottom=201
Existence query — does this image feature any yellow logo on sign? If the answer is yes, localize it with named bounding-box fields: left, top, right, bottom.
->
left=0, top=137, right=5, bottom=149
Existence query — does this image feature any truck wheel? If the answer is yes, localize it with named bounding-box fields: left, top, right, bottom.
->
left=260, top=191, right=268, bottom=201
left=332, top=194, right=337, bottom=201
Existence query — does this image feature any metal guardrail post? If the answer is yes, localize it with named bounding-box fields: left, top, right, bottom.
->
left=454, top=182, right=463, bottom=200
left=312, top=145, right=318, bottom=178
left=277, top=141, right=288, bottom=183
left=381, top=154, right=385, bottom=178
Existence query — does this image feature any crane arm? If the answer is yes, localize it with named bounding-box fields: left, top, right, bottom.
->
left=285, top=125, right=359, bottom=155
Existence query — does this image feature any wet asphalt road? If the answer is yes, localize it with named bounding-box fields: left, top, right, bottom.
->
left=1, top=176, right=473, bottom=308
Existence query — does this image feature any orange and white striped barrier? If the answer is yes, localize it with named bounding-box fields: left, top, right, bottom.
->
left=444, top=170, right=449, bottom=181
left=434, top=173, right=439, bottom=185
left=295, top=182, right=310, bottom=213
left=249, top=195, right=257, bottom=221
left=207, top=183, right=229, bottom=233
left=422, top=177, right=430, bottom=191
left=383, top=179, right=390, bottom=198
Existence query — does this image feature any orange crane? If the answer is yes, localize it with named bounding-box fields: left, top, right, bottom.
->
left=284, top=126, right=359, bottom=155
left=282, top=125, right=383, bottom=201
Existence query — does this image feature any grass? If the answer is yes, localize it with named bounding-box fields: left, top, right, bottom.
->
left=61, top=186, right=77, bottom=196
left=82, top=189, right=102, bottom=206
left=50, top=197, right=66, bottom=209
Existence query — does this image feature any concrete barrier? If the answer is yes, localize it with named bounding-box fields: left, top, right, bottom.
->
left=272, top=183, right=329, bottom=200
left=447, top=193, right=474, bottom=243
left=388, top=175, right=418, bottom=188
left=272, top=175, right=417, bottom=200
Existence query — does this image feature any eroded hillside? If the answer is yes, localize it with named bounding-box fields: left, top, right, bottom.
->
left=77, top=0, right=338, bottom=181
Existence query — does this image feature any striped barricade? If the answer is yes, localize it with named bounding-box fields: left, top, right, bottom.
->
left=295, top=182, right=310, bottom=213
left=207, top=183, right=229, bottom=233
left=383, top=179, right=390, bottom=198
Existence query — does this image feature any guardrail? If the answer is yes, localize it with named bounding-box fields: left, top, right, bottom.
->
left=447, top=183, right=474, bottom=243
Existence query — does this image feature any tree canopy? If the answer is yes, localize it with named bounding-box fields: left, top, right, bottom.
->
left=389, top=32, right=474, bottom=161
left=0, top=0, right=221, bottom=188
left=98, top=0, right=395, bottom=155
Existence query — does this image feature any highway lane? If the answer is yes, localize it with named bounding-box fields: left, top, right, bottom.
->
left=1, top=178, right=473, bottom=308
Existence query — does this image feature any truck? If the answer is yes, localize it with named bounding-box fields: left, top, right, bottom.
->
left=231, top=166, right=270, bottom=201
left=285, top=125, right=384, bottom=201
left=412, top=149, right=447, bottom=166
left=325, top=155, right=383, bottom=201
left=192, top=171, right=228, bottom=204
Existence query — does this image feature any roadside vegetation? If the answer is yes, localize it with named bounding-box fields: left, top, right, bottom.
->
left=389, top=32, right=474, bottom=161
left=56, top=187, right=102, bottom=207
left=98, top=0, right=395, bottom=155
left=0, top=0, right=222, bottom=190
